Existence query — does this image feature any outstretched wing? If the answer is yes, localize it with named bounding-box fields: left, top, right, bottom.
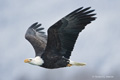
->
left=25, top=22, right=47, bottom=56
left=44, top=7, right=96, bottom=59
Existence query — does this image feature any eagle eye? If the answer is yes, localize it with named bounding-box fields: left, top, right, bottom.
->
left=29, top=59, right=32, bottom=61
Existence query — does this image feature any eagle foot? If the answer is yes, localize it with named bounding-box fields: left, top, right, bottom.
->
left=67, top=64, right=72, bottom=67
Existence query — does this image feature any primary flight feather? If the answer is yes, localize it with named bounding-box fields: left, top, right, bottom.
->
left=24, top=7, right=96, bottom=69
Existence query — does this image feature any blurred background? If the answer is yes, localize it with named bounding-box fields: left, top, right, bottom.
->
left=0, top=0, right=120, bottom=80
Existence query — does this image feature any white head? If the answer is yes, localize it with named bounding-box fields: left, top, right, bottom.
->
left=24, top=56, right=44, bottom=66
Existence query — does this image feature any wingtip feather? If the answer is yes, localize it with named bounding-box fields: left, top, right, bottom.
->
left=29, top=22, right=42, bottom=29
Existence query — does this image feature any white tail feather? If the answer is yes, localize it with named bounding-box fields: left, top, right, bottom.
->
left=69, top=60, right=86, bottom=66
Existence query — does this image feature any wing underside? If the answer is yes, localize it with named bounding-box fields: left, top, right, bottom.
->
left=25, top=22, right=47, bottom=56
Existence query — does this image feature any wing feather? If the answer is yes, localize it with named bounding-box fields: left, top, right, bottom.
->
left=43, top=7, right=96, bottom=59
left=25, top=22, right=47, bottom=56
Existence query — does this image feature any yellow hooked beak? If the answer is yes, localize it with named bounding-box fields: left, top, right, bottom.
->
left=24, top=59, right=31, bottom=63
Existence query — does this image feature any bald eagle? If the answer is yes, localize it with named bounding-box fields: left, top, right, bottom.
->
left=24, top=7, right=96, bottom=69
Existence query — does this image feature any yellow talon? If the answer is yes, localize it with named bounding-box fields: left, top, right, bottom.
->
left=67, top=64, right=72, bottom=67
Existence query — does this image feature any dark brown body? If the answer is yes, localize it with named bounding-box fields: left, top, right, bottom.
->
left=41, top=52, right=69, bottom=69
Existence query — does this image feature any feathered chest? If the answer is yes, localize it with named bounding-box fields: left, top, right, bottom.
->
left=41, top=53, right=68, bottom=69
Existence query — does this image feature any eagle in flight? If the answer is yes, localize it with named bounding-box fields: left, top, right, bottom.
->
left=24, top=7, right=96, bottom=69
